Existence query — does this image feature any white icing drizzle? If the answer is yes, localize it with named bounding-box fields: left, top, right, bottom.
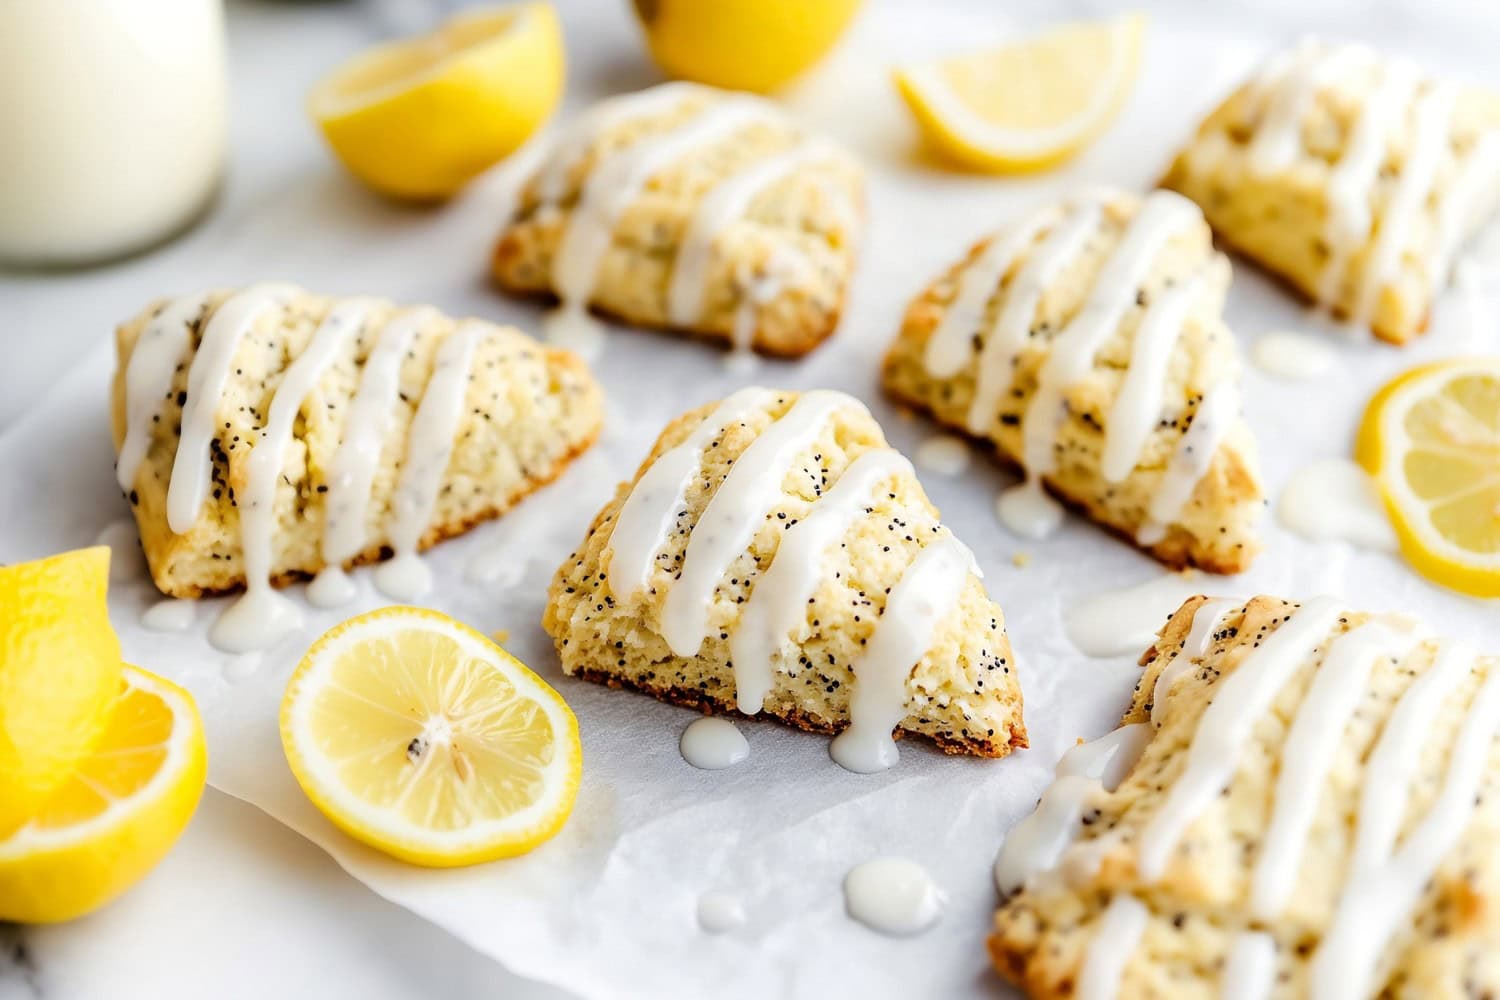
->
left=1249, top=41, right=1369, bottom=176
left=1150, top=597, right=1238, bottom=724
left=1021, top=192, right=1198, bottom=482
left=994, top=480, right=1063, bottom=541
left=667, top=141, right=831, bottom=326
left=1062, top=572, right=1207, bottom=660
left=1135, top=597, right=1343, bottom=881
left=1353, top=82, right=1457, bottom=324
left=660, top=390, right=855, bottom=658
left=166, top=284, right=299, bottom=534
left=1434, top=134, right=1500, bottom=279
left=994, top=724, right=1151, bottom=896
left=966, top=202, right=1103, bottom=437
left=547, top=99, right=770, bottom=347
left=679, top=717, right=749, bottom=770
left=1348, top=641, right=1472, bottom=879
left=1137, top=380, right=1240, bottom=546
left=829, top=535, right=976, bottom=774
left=913, top=435, right=969, bottom=478
left=116, top=292, right=211, bottom=492
left=1076, top=895, right=1147, bottom=1000
left=1101, top=273, right=1203, bottom=483
left=532, top=82, right=700, bottom=204
left=606, top=386, right=778, bottom=601
left=373, top=322, right=488, bottom=601
left=696, top=893, right=748, bottom=933
left=728, top=448, right=912, bottom=714
left=1310, top=653, right=1498, bottom=1000
left=923, top=208, right=1058, bottom=378
left=1318, top=57, right=1420, bottom=303
left=1277, top=457, right=1397, bottom=552
left=141, top=598, right=196, bottom=633
left=1222, top=931, right=1277, bottom=1000
left=1250, top=330, right=1335, bottom=380
left=1249, top=622, right=1416, bottom=918
left=312, top=307, right=436, bottom=605
left=212, top=300, right=372, bottom=653
left=842, top=858, right=945, bottom=936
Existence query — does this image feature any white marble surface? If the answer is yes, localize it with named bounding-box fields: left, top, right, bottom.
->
left=1, top=1, right=1496, bottom=997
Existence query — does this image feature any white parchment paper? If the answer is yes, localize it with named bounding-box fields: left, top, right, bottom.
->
left=1, top=9, right=1497, bottom=998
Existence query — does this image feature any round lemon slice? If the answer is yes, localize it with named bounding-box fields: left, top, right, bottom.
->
left=280, top=607, right=581, bottom=867
left=0, top=546, right=124, bottom=834
left=1357, top=357, right=1500, bottom=597
left=309, top=2, right=564, bottom=200
left=0, top=665, right=207, bottom=923
left=894, top=14, right=1145, bottom=173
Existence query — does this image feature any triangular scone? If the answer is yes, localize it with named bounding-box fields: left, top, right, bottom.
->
left=990, top=594, right=1500, bottom=998
left=1163, top=39, right=1500, bottom=345
left=542, top=388, right=1026, bottom=766
left=492, top=82, right=864, bottom=358
left=112, top=285, right=603, bottom=599
left=882, top=189, right=1263, bottom=574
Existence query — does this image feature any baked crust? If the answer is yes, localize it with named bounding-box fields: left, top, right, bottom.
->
left=543, top=390, right=1028, bottom=758
left=882, top=189, right=1264, bottom=574
left=989, top=595, right=1500, bottom=997
left=1162, top=40, right=1500, bottom=345
left=111, top=289, right=604, bottom=598
left=492, top=83, right=864, bottom=357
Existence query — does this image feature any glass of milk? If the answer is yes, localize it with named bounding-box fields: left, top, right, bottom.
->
left=0, top=0, right=228, bottom=267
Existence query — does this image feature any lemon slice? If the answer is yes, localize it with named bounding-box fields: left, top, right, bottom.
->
left=895, top=15, right=1145, bottom=173
left=0, top=665, right=207, bottom=923
left=1357, top=357, right=1500, bottom=597
left=280, top=607, right=581, bottom=867
left=309, top=2, right=564, bottom=200
left=0, top=546, right=124, bottom=834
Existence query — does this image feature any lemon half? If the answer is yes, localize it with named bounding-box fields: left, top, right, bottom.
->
left=310, top=2, right=564, bottom=200
left=895, top=15, right=1145, bottom=173
left=280, top=607, right=582, bottom=867
left=0, top=665, right=207, bottom=923
left=1357, top=357, right=1500, bottom=597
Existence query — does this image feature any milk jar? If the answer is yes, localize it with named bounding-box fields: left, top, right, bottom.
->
left=0, top=0, right=227, bottom=266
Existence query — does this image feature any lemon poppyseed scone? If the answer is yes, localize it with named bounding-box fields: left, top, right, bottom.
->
left=112, top=285, right=603, bottom=600
left=990, top=593, right=1500, bottom=998
left=542, top=388, right=1026, bottom=768
left=1163, top=39, right=1500, bottom=345
left=882, top=188, right=1263, bottom=574
left=492, top=82, right=864, bottom=358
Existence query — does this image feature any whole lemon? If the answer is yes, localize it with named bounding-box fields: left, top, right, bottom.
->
left=632, top=0, right=863, bottom=93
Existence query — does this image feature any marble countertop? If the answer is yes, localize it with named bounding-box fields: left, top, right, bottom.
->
left=0, top=1, right=1493, bottom=997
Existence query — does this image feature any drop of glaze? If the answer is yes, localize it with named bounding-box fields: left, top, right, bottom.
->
left=1278, top=458, right=1398, bottom=552
left=373, top=553, right=433, bottom=602
left=543, top=303, right=605, bottom=362
left=680, top=717, right=749, bottom=770
left=696, top=893, right=747, bottom=933
left=141, top=598, right=196, bottom=633
left=996, top=480, right=1064, bottom=540
left=95, top=519, right=146, bottom=582
left=223, top=652, right=264, bottom=683
left=1251, top=331, right=1336, bottom=380
left=843, top=858, right=944, bottom=937
left=914, top=435, right=971, bottom=478
left=1063, top=572, right=1212, bottom=658
left=209, top=587, right=304, bottom=654
left=721, top=349, right=761, bottom=377
left=306, top=566, right=358, bottom=609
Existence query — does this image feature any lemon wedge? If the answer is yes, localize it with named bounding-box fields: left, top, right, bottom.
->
left=309, top=2, right=564, bottom=200
left=895, top=15, right=1145, bottom=173
left=632, top=0, right=863, bottom=93
left=0, top=547, right=124, bottom=835
left=0, top=665, right=207, bottom=923
left=1357, top=357, right=1500, bottom=597
left=280, top=607, right=581, bottom=867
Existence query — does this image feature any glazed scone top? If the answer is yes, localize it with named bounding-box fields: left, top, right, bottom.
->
left=499, top=82, right=864, bottom=356
left=544, top=388, right=1026, bottom=767
left=1168, top=38, right=1500, bottom=337
left=112, top=285, right=601, bottom=646
left=990, top=594, right=1500, bottom=998
left=884, top=187, right=1262, bottom=572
